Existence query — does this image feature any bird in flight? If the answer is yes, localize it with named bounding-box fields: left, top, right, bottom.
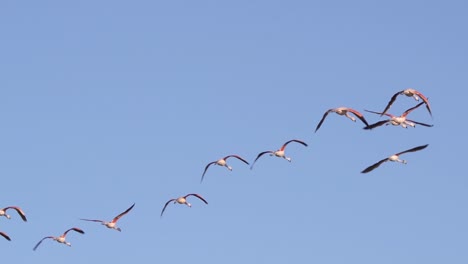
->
left=201, top=154, right=250, bottom=183
left=80, top=203, right=135, bottom=232
left=0, top=206, right=27, bottom=222
left=161, top=194, right=208, bottom=217
left=33, top=227, right=85, bottom=251
left=380, top=88, right=432, bottom=117
left=361, top=144, right=429, bottom=173
left=315, top=107, right=369, bottom=132
left=250, top=139, right=308, bottom=169
left=364, top=102, right=433, bottom=129
left=0, top=231, right=11, bottom=241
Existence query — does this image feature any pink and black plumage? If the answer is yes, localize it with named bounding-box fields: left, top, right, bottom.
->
left=361, top=144, right=429, bottom=174
left=381, top=88, right=432, bottom=117
left=80, top=203, right=135, bottom=232
left=33, top=227, right=85, bottom=251
left=250, top=139, right=308, bottom=169
left=364, top=102, right=433, bottom=129
left=201, top=155, right=250, bottom=183
left=0, top=231, right=11, bottom=241
left=0, top=206, right=27, bottom=222
left=315, top=107, right=369, bottom=132
left=161, top=194, right=208, bottom=217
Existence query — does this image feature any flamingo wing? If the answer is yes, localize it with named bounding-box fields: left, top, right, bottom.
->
left=4, top=206, right=27, bottom=222
left=250, top=151, right=274, bottom=170
left=365, top=109, right=393, bottom=117
left=0, top=231, right=10, bottom=241
left=160, top=199, right=175, bottom=217
left=80, top=218, right=105, bottom=223
left=347, top=108, right=370, bottom=127
left=63, top=227, right=85, bottom=236
left=112, top=203, right=135, bottom=223
left=201, top=161, right=217, bottom=183
left=280, top=139, right=308, bottom=151
left=361, top=158, right=389, bottom=173
left=33, top=236, right=54, bottom=251
left=413, top=90, right=432, bottom=116
left=185, top=193, right=208, bottom=204
left=314, top=109, right=332, bottom=133
left=225, top=155, right=250, bottom=165
left=363, top=120, right=389, bottom=130
left=407, top=119, right=434, bottom=127
left=402, top=102, right=424, bottom=117
left=396, top=144, right=429, bottom=156
left=380, top=90, right=403, bottom=116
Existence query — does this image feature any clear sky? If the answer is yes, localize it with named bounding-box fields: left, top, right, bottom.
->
left=1, top=1, right=467, bottom=263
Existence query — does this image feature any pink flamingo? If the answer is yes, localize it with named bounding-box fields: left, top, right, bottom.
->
left=250, top=139, right=308, bottom=169
left=364, top=102, right=433, bottom=129
left=315, top=107, right=370, bottom=132
left=80, top=203, right=135, bottom=232
left=161, top=194, right=208, bottom=217
left=33, top=227, right=85, bottom=251
left=201, top=155, right=250, bottom=182
left=0, top=206, right=27, bottom=222
left=0, top=231, right=11, bottom=241
left=381, top=88, right=432, bottom=117
left=361, top=144, right=428, bottom=173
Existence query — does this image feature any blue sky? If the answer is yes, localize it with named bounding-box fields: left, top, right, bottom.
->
left=1, top=1, right=467, bottom=263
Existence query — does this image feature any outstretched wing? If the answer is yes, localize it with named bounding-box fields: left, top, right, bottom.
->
left=396, top=144, right=429, bottom=156
left=33, top=236, right=53, bottom=251
left=365, top=109, right=393, bottom=117
left=380, top=90, right=403, bottom=116
left=413, top=91, right=432, bottom=117
left=347, top=108, right=370, bottom=127
left=185, top=194, right=208, bottom=205
left=4, top=206, right=27, bottom=222
left=112, top=203, right=135, bottom=223
left=63, top=227, right=85, bottom=236
left=314, top=109, right=332, bottom=133
left=363, top=120, right=389, bottom=130
left=201, top=161, right=217, bottom=183
left=402, top=102, right=424, bottom=117
left=361, top=158, right=389, bottom=173
left=80, top=218, right=104, bottom=223
left=407, top=119, right=434, bottom=127
left=250, top=151, right=273, bottom=170
left=224, top=155, right=250, bottom=165
left=280, top=139, right=308, bottom=151
left=160, top=199, right=175, bottom=217
left=0, top=231, right=11, bottom=241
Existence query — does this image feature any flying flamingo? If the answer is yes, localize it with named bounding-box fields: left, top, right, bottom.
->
left=250, top=139, right=308, bottom=169
left=201, top=155, right=250, bottom=182
left=161, top=194, right=208, bottom=217
left=33, top=227, right=85, bottom=251
left=315, top=107, right=370, bottom=132
left=364, top=102, right=433, bottom=129
left=0, top=206, right=27, bottom=222
left=80, top=203, right=135, bottom=232
left=0, top=231, right=11, bottom=241
left=361, top=144, right=429, bottom=173
left=381, top=88, right=432, bottom=117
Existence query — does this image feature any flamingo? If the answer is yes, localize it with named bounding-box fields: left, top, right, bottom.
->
left=201, top=155, right=250, bottom=182
left=0, top=206, right=27, bottom=222
left=381, top=88, right=432, bottom=117
left=80, top=203, right=135, bottom=232
left=315, top=107, right=370, bottom=132
left=250, top=139, right=308, bottom=169
left=0, top=231, right=11, bottom=241
left=33, top=227, right=85, bottom=251
left=361, top=144, right=429, bottom=173
left=161, top=194, right=208, bottom=217
left=364, top=102, right=433, bottom=129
